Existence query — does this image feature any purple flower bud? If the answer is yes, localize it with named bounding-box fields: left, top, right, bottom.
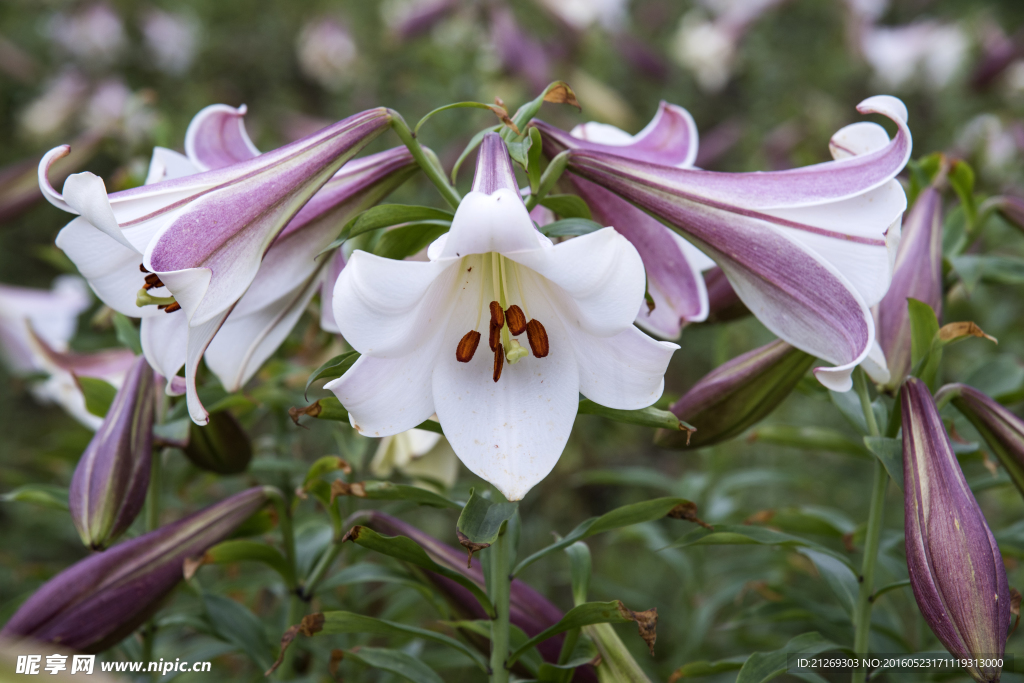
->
left=874, top=187, right=944, bottom=388
left=939, top=383, right=1024, bottom=499
left=703, top=266, right=748, bottom=323
left=902, top=378, right=1011, bottom=681
left=69, top=356, right=155, bottom=550
left=656, top=339, right=814, bottom=449
left=1, top=487, right=270, bottom=653
left=355, top=511, right=596, bottom=682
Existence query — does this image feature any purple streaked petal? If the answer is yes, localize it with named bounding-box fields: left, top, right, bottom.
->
left=559, top=100, right=699, bottom=168
left=875, top=187, right=943, bottom=388
left=145, top=108, right=391, bottom=327
left=568, top=176, right=708, bottom=337
left=144, top=147, right=198, bottom=184
left=472, top=132, right=520, bottom=195
left=539, top=95, right=911, bottom=210
left=38, top=145, right=74, bottom=213
left=184, top=103, right=261, bottom=172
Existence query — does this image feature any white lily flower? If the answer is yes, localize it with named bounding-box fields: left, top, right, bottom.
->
left=370, top=427, right=459, bottom=490
left=327, top=133, right=677, bottom=500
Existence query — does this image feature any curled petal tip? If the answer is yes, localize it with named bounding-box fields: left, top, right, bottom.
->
left=38, top=145, right=74, bottom=212
left=856, top=95, right=909, bottom=124
left=812, top=365, right=855, bottom=392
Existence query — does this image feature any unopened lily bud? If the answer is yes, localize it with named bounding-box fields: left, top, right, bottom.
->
left=902, top=378, right=1010, bottom=682
left=872, top=187, right=944, bottom=388
left=1, top=487, right=271, bottom=653
left=69, top=356, right=155, bottom=550
left=939, top=383, right=1024, bottom=498
left=182, top=410, right=252, bottom=475
left=995, top=195, right=1024, bottom=232
left=656, top=340, right=814, bottom=449
left=354, top=510, right=596, bottom=681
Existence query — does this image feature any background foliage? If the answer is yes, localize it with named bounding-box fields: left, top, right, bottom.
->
left=3, top=0, right=1024, bottom=681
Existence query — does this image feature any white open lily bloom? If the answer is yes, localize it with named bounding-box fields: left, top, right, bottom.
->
left=327, top=133, right=677, bottom=500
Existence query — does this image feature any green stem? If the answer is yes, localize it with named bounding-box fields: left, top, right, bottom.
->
left=851, top=369, right=887, bottom=683
left=389, top=110, right=461, bottom=210
left=303, top=537, right=343, bottom=600
left=489, top=523, right=511, bottom=683
left=266, top=488, right=297, bottom=589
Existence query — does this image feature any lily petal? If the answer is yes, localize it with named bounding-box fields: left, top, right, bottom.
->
left=139, top=313, right=187, bottom=390
left=184, top=103, right=260, bottom=172
left=144, top=147, right=198, bottom=184
left=326, top=347, right=441, bottom=438
left=431, top=267, right=579, bottom=501
left=509, top=227, right=647, bottom=338
left=564, top=101, right=700, bottom=168
left=566, top=323, right=677, bottom=410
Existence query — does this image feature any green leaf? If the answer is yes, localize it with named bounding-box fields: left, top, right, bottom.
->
left=863, top=436, right=904, bottom=490
left=577, top=399, right=695, bottom=433
left=797, top=549, right=858, bottom=615
left=0, top=484, right=69, bottom=511
left=948, top=160, right=977, bottom=227
left=456, top=488, right=518, bottom=550
left=508, top=601, right=654, bottom=666
left=303, top=456, right=351, bottom=488
left=670, top=525, right=853, bottom=569
left=292, top=397, right=443, bottom=437
left=906, top=153, right=943, bottom=206
left=372, top=220, right=451, bottom=260
left=539, top=194, right=591, bottom=220
left=341, top=646, right=445, bottom=683
left=327, top=204, right=455, bottom=252
left=203, top=593, right=275, bottom=672
left=76, top=376, right=118, bottom=418
left=735, top=632, right=841, bottom=683
left=669, top=657, right=746, bottom=679
left=337, top=480, right=461, bottom=509
left=566, top=541, right=591, bottom=607
left=343, top=526, right=494, bottom=616
left=873, top=578, right=911, bottom=599
left=507, top=134, right=532, bottom=168
left=908, top=298, right=941, bottom=387
left=514, top=497, right=704, bottom=575
left=537, top=218, right=604, bottom=237
left=965, top=354, right=1024, bottom=403
left=317, top=611, right=486, bottom=671
left=951, top=255, right=1024, bottom=293
left=112, top=313, right=142, bottom=355
left=527, top=127, right=544, bottom=193
left=413, top=101, right=509, bottom=135
left=451, top=126, right=501, bottom=183
left=747, top=425, right=868, bottom=458
left=305, top=351, right=360, bottom=398
left=203, top=540, right=294, bottom=585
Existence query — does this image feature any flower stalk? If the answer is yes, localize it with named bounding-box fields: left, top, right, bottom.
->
left=851, top=369, right=887, bottom=683
left=490, top=522, right=511, bottom=683
left=388, top=109, right=461, bottom=209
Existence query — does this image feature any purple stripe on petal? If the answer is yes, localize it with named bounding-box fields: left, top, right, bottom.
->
left=472, top=132, right=520, bottom=196
left=568, top=175, right=706, bottom=337
left=875, top=187, right=943, bottom=387
left=547, top=100, right=699, bottom=168
left=184, top=104, right=261, bottom=172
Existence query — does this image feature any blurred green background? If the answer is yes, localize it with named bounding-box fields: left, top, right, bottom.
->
left=3, top=0, right=1024, bottom=681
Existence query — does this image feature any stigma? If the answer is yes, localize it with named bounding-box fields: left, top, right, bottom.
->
left=454, top=254, right=550, bottom=381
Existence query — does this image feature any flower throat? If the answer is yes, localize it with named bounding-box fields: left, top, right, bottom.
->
left=455, top=252, right=548, bottom=382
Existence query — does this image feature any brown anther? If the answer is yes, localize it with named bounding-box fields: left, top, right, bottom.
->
left=526, top=319, right=549, bottom=357
left=489, top=301, right=504, bottom=328
left=492, top=344, right=504, bottom=382
left=144, top=273, right=164, bottom=288
left=163, top=302, right=181, bottom=313
left=488, top=321, right=502, bottom=352
left=505, top=305, right=527, bottom=335
left=142, top=282, right=154, bottom=290
left=456, top=330, right=481, bottom=363
left=139, top=264, right=150, bottom=273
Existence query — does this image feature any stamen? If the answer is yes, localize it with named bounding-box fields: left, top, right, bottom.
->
left=489, top=301, right=504, bottom=328
left=505, top=305, right=527, bottom=336
left=526, top=320, right=549, bottom=358
left=139, top=264, right=150, bottom=273
left=160, top=302, right=182, bottom=313
left=456, top=331, right=481, bottom=363
left=489, top=323, right=501, bottom=352
left=505, top=339, right=528, bottom=364
left=144, top=273, right=164, bottom=287
left=492, top=344, right=504, bottom=382
left=136, top=288, right=176, bottom=309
